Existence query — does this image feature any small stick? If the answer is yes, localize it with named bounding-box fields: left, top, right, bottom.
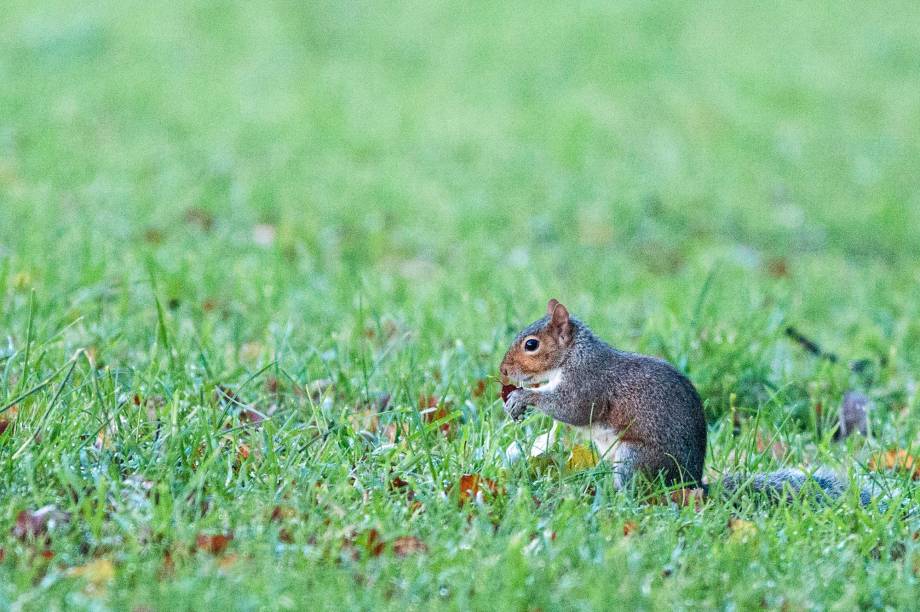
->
left=784, top=327, right=838, bottom=363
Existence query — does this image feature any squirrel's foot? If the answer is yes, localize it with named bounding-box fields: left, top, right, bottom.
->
left=504, top=389, right=531, bottom=421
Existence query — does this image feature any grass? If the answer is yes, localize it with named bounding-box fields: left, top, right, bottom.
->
left=1, top=0, right=919, bottom=609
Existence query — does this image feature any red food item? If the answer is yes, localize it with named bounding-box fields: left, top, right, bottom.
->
left=500, top=384, right=520, bottom=403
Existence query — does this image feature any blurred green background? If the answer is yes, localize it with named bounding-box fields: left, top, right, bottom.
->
left=3, top=0, right=919, bottom=404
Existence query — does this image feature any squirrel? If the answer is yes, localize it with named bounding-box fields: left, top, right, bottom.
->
left=499, top=299, right=859, bottom=501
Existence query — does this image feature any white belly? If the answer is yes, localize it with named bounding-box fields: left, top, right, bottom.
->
left=576, top=425, right=635, bottom=489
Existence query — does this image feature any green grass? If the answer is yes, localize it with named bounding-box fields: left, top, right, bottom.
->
left=2, top=1, right=920, bottom=609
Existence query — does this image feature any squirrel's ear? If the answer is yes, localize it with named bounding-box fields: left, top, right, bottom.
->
left=549, top=301, right=570, bottom=330
left=547, top=299, right=560, bottom=317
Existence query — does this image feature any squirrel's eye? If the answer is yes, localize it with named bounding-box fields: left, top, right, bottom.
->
left=524, top=338, right=540, bottom=352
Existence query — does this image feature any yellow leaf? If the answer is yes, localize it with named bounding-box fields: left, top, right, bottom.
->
left=728, top=518, right=757, bottom=543
left=566, top=444, right=599, bottom=471
left=67, top=559, right=115, bottom=589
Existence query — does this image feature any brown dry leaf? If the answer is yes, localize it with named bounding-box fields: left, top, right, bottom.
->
left=195, top=533, right=234, bottom=555
left=392, top=535, right=427, bottom=557
left=566, top=445, right=599, bottom=471
left=766, top=257, right=790, bottom=278
left=0, top=417, right=10, bottom=436
left=12, top=505, right=71, bottom=541
left=419, top=394, right=453, bottom=435
left=728, top=518, right=757, bottom=543
left=472, top=379, right=488, bottom=398
left=364, top=529, right=386, bottom=557
left=655, top=488, right=707, bottom=511
left=143, top=227, right=164, bottom=244
left=458, top=474, right=500, bottom=505
left=237, top=443, right=251, bottom=461
left=869, top=449, right=919, bottom=480
left=270, top=506, right=296, bottom=522
left=239, top=408, right=265, bottom=426
left=623, top=521, right=639, bottom=537
left=390, top=477, right=416, bottom=502
left=500, top=383, right=520, bottom=403
left=755, top=432, right=787, bottom=460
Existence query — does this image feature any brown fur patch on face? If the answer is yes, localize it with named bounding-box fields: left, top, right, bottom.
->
left=500, top=328, right=565, bottom=381
left=500, top=300, right=575, bottom=382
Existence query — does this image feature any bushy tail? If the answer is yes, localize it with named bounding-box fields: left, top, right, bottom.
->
left=715, top=468, right=872, bottom=506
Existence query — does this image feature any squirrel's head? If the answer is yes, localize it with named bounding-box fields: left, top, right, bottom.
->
left=500, top=299, right=574, bottom=385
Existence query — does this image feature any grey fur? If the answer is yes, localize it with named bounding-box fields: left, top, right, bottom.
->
left=504, top=316, right=707, bottom=487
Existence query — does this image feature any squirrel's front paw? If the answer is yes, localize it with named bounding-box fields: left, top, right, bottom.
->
left=504, top=389, right=530, bottom=422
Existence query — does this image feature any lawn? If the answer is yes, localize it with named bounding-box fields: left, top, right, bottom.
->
left=1, top=1, right=919, bottom=609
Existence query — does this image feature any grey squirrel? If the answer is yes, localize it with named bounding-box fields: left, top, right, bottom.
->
left=500, top=299, right=856, bottom=500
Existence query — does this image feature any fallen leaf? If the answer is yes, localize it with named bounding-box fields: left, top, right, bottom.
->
left=623, top=521, right=639, bottom=536
left=472, top=379, right=488, bottom=398
left=457, top=474, right=500, bottom=505
left=728, top=518, right=757, bottom=543
left=766, top=257, right=789, bottom=278
left=364, top=529, right=386, bottom=557
left=237, top=443, right=250, bottom=461
left=67, top=559, right=115, bottom=588
left=143, top=228, right=164, bottom=244
left=500, top=383, right=520, bottom=403
left=419, top=394, right=452, bottom=435
left=12, top=506, right=70, bottom=541
left=869, top=449, right=919, bottom=479
left=195, top=533, right=234, bottom=555
left=566, top=444, right=599, bottom=471
left=239, top=408, right=265, bottom=425
left=392, top=536, right=427, bottom=556
left=270, top=506, right=295, bottom=522
left=653, top=488, right=707, bottom=510
left=389, top=477, right=416, bottom=501
left=0, top=417, right=10, bottom=436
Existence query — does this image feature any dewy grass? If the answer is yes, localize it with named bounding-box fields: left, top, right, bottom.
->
left=1, top=1, right=919, bottom=609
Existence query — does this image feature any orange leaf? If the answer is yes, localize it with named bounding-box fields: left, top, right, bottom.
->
left=195, top=533, right=233, bottom=555
left=623, top=521, right=638, bottom=536
left=458, top=473, right=500, bottom=505
left=869, top=449, right=919, bottom=479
